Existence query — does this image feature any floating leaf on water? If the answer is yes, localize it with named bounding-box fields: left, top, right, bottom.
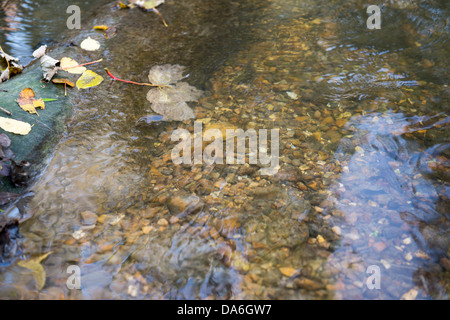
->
left=94, top=25, right=117, bottom=39
left=131, top=0, right=164, bottom=10
left=17, top=252, right=53, bottom=291
left=16, top=88, right=45, bottom=115
left=151, top=101, right=195, bottom=121
left=60, top=57, right=87, bottom=74
left=0, top=117, right=32, bottom=135
left=145, top=65, right=202, bottom=121
left=80, top=37, right=101, bottom=51
left=148, top=64, right=185, bottom=86
left=76, top=70, right=104, bottom=89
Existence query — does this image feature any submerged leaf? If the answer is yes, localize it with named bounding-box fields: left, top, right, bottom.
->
left=0, top=117, right=32, bottom=135
left=16, top=88, right=45, bottom=115
left=76, top=70, right=104, bottom=89
left=18, top=251, right=52, bottom=290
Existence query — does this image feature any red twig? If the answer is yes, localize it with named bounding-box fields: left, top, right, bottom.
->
left=105, top=68, right=160, bottom=87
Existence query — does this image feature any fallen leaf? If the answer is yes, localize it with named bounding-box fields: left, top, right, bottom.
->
left=32, top=45, right=47, bottom=59
left=52, top=78, right=75, bottom=87
left=0, top=117, right=32, bottom=135
left=80, top=37, right=101, bottom=51
left=148, top=64, right=185, bottom=86
left=17, top=251, right=53, bottom=290
left=145, top=65, right=202, bottom=121
left=40, top=55, right=60, bottom=82
left=53, top=78, right=76, bottom=96
left=76, top=70, right=104, bottom=89
left=93, top=25, right=117, bottom=39
left=60, top=57, right=87, bottom=74
left=0, top=46, right=23, bottom=83
left=130, top=0, right=167, bottom=26
left=16, top=88, right=45, bottom=115
left=117, top=1, right=130, bottom=9
left=132, top=0, right=164, bottom=10
left=93, top=25, right=109, bottom=31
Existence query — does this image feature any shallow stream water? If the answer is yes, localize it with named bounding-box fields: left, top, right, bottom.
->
left=0, top=0, right=448, bottom=299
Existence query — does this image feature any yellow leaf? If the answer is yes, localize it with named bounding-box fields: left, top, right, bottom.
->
left=0, top=116, right=32, bottom=135
left=17, top=252, right=53, bottom=290
left=76, top=70, right=104, bottom=89
left=16, top=88, right=45, bottom=116
left=93, top=25, right=109, bottom=31
left=60, top=57, right=87, bottom=74
left=118, top=1, right=130, bottom=9
left=279, top=267, right=298, bottom=277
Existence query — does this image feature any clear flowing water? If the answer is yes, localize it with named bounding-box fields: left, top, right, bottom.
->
left=0, top=0, right=448, bottom=299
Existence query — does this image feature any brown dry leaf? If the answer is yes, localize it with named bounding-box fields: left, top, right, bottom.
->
left=40, top=55, right=60, bottom=82
left=52, top=78, right=75, bottom=87
left=52, top=78, right=76, bottom=96
left=60, top=57, right=87, bottom=74
left=0, top=117, right=32, bottom=135
left=16, top=88, right=45, bottom=116
left=18, top=251, right=53, bottom=290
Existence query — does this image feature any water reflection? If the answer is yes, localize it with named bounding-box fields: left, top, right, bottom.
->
left=0, top=0, right=448, bottom=300
left=0, top=0, right=112, bottom=64
left=325, top=111, right=449, bottom=299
